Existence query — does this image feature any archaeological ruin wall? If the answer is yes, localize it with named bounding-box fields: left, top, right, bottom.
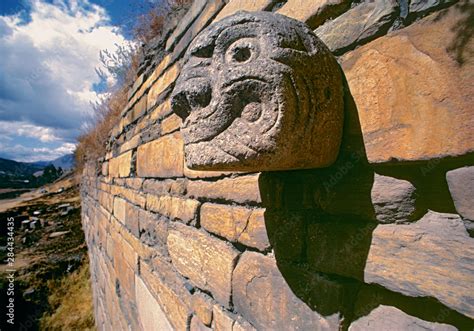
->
left=81, top=1, right=474, bottom=330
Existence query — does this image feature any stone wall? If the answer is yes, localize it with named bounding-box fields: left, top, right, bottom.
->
left=81, top=1, right=474, bottom=330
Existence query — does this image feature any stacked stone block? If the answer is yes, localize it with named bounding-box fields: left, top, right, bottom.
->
left=82, top=1, right=474, bottom=330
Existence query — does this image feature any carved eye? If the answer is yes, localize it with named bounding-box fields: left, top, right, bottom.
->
left=225, top=38, right=259, bottom=64
left=233, top=46, right=251, bottom=62
left=191, top=44, right=214, bottom=58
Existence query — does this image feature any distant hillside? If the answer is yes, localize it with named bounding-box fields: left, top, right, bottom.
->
left=32, top=154, right=75, bottom=171
left=0, top=158, right=43, bottom=177
left=51, top=154, right=75, bottom=170
left=0, top=155, right=72, bottom=189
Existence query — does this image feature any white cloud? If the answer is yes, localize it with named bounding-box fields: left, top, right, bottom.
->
left=0, top=121, right=60, bottom=142
left=0, top=0, right=132, bottom=161
left=0, top=141, right=76, bottom=162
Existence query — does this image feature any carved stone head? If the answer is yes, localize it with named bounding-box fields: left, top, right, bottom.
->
left=171, top=11, right=344, bottom=171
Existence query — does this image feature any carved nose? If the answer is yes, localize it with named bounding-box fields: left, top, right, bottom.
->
left=171, top=78, right=212, bottom=120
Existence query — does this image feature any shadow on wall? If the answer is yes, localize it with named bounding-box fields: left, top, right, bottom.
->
left=258, top=71, right=474, bottom=330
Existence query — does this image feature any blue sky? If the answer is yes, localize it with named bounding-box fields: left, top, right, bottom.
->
left=0, top=0, right=155, bottom=162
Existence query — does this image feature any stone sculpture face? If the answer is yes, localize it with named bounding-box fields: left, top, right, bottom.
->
left=171, top=11, right=344, bottom=171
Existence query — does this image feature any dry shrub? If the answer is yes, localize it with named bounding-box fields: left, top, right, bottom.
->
left=134, top=0, right=193, bottom=43
left=75, top=0, right=193, bottom=175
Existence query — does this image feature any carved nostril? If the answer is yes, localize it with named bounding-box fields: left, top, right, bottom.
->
left=171, top=79, right=212, bottom=120
left=187, top=80, right=212, bottom=108
left=171, top=91, right=191, bottom=120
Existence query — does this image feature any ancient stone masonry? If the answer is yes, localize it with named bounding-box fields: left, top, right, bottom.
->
left=81, top=1, right=474, bottom=330
left=171, top=11, right=344, bottom=171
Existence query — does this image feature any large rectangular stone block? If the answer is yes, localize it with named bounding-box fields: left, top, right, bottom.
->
left=146, top=194, right=200, bottom=224
left=113, top=242, right=136, bottom=300
left=128, top=55, right=171, bottom=109
left=200, top=203, right=270, bottom=251
left=135, top=275, right=173, bottom=331
left=113, top=197, right=140, bottom=237
left=187, top=174, right=261, bottom=204
left=232, top=252, right=341, bottom=330
left=147, top=64, right=180, bottom=110
left=111, top=184, right=146, bottom=209
left=167, top=223, right=240, bottom=307
left=108, top=151, right=132, bottom=178
left=365, top=211, right=474, bottom=319
left=213, top=0, right=274, bottom=22
left=140, top=262, right=192, bottom=331
left=136, top=132, right=184, bottom=178
left=149, top=99, right=172, bottom=122
left=340, top=6, right=474, bottom=163
left=98, top=190, right=114, bottom=213
left=278, top=0, right=351, bottom=28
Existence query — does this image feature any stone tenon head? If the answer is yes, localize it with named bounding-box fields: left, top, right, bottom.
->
left=171, top=11, right=344, bottom=172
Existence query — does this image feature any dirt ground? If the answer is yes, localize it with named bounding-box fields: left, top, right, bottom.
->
left=0, top=175, right=95, bottom=330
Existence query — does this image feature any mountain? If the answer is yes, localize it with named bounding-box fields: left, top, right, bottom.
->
left=31, top=154, right=75, bottom=171
left=51, top=154, right=75, bottom=170
left=0, top=154, right=74, bottom=189
left=0, top=157, right=43, bottom=177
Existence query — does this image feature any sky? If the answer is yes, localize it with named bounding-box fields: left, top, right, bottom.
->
left=0, top=0, right=155, bottom=162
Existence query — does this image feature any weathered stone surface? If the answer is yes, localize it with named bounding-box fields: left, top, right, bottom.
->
left=108, top=151, right=132, bottom=178
left=111, top=184, right=146, bottom=208
left=191, top=315, right=213, bottom=331
left=200, top=203, right=270, bottom=251
left=101, top=161, right=108, bottom=176
left=183, top=164, right=233, bottom=179
left=124, top=95, right=147, bottom=127
left=98, top=190, right=113, bottom=213
left=233, top=317, right=257, bottom=331
left=128, top=55, right=172, bottom=110
left=138, top=209, right=168, bottom=250
left=135, top=276, right=173, bottom=331
left=233, top=252, right=340, bottom=330
left=161, top=113, right=182, bottom=135
left=171, top=11, right=344, bottom=171
left=149, top=99, right=172, bottom=122
left=212, top=305, right=235, bottom=331
left=128, top=72, right=144, bottom=101
left=170, top=0, right=226, bottom=62
left=213, top=0, right=274, bottom=22
left=371, top=173, right=417, bottom=224
left=113, top=239, right=136, bottom=299
left=147, top=63, right=180, bottom=110
left=167, top=224, right=240, bottom=307
left=447, top=166, right=474, bottom=222
left=140, top=262, right=192, bottom=331
left=118, top=133, right=141, bottom=154
left=341, top=6, right=474, bottom=163
left=409, top=0, right=456, bottom=15
left=136, top=132, right=184, bottom=178
left=278, top=0, right=351, bottom=28
left=192, top=292, right=214, bottom=326
left=306, top=218, right=376, bottom=280
left=315, top=0, right=399, bottom=54
left=113, top=197, right=140, bottom=237
left=365, top=211, right=474, bottom=318
left=349, top=305, right=457, bottom=331
left=186, top=174, right=261, bottom=204
left=124, top=178, right=144, bottom=191
left=165, top=0, right=208, bottom=51
left=143, top=178, right=187, bottom=196
left=146, top=194, right=200, bottom=224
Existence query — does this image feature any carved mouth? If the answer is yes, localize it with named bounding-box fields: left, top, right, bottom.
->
left=181, top=77, right=270, bottom=145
